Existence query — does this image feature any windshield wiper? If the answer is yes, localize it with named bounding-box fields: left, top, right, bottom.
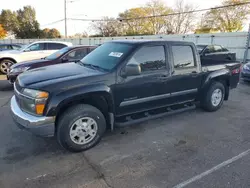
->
left=78, top=61, right=107, bottom=72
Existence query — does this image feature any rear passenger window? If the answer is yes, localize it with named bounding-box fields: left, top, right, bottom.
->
left=128, top=46, right=166, bottom=72
left=172, top=45, right=195, bottom=68
left=48, top=43, right=67, bottom=50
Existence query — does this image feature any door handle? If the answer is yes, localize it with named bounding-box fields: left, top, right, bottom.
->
left=158, top=75, right=168, bottom=81
left=191, top=71, right=198, bottom=77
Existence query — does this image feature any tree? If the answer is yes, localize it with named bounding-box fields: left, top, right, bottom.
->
left=91, top=17, right=123, bottom=37
left=196, top=0, right=250, bottom=33
left=164, top=0, right=196, bottom=34
left=119, top=7, right=153, bottom=35
left=117, top=0, right=195, bottom=35
left=0, top=24, right=7, bottom=39
left=41, top=28, right=61, bottom=38
left=13, top=6, right=41, bottom=38
left=0, top=10, right=18, bottom=33
left=144, top=0, right=172, bottom=34
left=69, top=32, right=88, bottom=38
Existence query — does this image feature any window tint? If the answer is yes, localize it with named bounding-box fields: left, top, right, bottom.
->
left=222, top=47, right=228, bottom=52
left=45, top=47, right=70, bottom=60
left=214, top=45, right=223, bottom=52
left=172, top=45, right=195, bottom=68
left=0, top=45, right=8, bottom=49
left=66, top=49, right=88, bottom=61
left=47, top=43, right=67, bottom=50
left=27, top=43, right=45, bottom=51
left=205, top=45, right=215, bottom=53
left=12, top=45, right=22, bottom=50
left=128, top=46, right=166, bottom=72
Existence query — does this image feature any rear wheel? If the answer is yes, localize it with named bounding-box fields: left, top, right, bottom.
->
left=0, top=59, right=14, bottom=74
left=56, top=104, right=106, bottom=152
left=201, top=81, right=225, bottom=112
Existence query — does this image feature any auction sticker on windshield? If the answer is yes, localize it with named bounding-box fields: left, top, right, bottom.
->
left=109, top=52, right=123, bottom=58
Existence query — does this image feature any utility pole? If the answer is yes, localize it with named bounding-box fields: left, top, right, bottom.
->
left=64, top=0, right=67, bottom=38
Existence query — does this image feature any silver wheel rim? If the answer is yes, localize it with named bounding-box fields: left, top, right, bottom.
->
left=1, top=60, right=13, bottom=74
left=211, top=88, right=223, bottom=107
left=69, top=117, right=98, bottom=145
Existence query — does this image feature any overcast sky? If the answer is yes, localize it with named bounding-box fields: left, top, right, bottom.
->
left=1, top=0, right=224, bottom=35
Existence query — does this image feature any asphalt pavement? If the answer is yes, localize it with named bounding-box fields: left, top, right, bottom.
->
left=0, top=79, right=250, bottom=188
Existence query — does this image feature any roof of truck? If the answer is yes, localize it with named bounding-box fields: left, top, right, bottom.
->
left=109, top=39, right=194, bottom=45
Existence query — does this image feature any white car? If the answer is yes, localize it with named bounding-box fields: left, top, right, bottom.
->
left=0, top=41, right=73, bottom=74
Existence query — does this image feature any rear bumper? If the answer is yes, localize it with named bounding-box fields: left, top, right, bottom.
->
left=10, top=96, right=55, bottom=137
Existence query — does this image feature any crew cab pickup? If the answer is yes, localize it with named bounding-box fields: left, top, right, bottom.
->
left=10, top=40, right=241, bottom=152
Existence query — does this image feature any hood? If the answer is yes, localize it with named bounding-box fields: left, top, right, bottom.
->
left=18, top=62, right=103, bottom=87
left=11, top=59, right=49, bottom=69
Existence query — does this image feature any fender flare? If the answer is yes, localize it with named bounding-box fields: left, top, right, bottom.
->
left=45, top=84, right=114, bottom=117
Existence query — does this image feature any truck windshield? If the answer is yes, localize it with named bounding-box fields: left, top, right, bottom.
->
left=80, top=42, right=133, bottom=71
left=45, top=47, right=70, bottom=60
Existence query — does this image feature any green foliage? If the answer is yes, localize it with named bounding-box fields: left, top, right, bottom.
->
left=196, top=0, right=250, bottom=33
left=41, top=28, right=61, bottom=38
left=92, top=0, right=196, bottom=36
left=0, top=6, right=42, bottom=39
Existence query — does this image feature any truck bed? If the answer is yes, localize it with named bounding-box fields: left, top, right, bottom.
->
left=202, top=61, right=242, bottom=89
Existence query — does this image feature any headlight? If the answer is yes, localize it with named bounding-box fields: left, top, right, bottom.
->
left=243, top=64, right=250, bottom=70
left=22, top=89, right=49, bottom=115
left=11, top=67, right=29, bottom=73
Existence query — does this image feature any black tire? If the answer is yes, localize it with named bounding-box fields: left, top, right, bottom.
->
left=56, top=104, right=106, bottom=152
left=201, top=81, right=225, bottom=112
left=0, top=59, right=14, bottom=74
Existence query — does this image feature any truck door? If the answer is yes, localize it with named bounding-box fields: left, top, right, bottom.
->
left=114, top=44, right=171, bottom=116
left=168, top=44, right=203, bottom=103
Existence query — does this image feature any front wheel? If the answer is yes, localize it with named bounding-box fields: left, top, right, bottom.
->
left=0, top=59, right=14, bottom=74
left=201, top=81, right=225, bottom=112
left=56, top=104, right=106, bottom=152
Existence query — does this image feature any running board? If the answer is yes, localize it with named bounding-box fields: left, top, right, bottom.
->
left=115, top=104, right=196, bottom=127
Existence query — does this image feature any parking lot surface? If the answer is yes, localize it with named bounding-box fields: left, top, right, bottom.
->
left=0, top=79, right=250, bottom=188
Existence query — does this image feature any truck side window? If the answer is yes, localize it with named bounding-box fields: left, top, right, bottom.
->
left=172, top=45, right=195, bottom=69
left=128, top=46, right=166, bottom=72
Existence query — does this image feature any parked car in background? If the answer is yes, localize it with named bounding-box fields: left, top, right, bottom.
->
left=241, top=63, right=250, bottom=82
left=10, top=40, right=241, bottom=152
left=7, top=45, right=97, bottom=83
left=196, top=44, right=236, bottom=66
left=0, top=43, right=24, bottom=51
left=0, top=41, right=73, bottom=74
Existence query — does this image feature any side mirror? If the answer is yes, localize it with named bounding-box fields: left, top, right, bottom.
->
left=123, top=64, right=141, bottom=77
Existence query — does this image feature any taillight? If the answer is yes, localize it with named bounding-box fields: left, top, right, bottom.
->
left=232, top=68, right=241, bottom=74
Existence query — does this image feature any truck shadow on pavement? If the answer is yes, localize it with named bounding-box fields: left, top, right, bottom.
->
left=0, top=80, right=13, bottom=91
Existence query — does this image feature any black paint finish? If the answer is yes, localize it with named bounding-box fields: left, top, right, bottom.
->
left=15, top=40, right=241, bottom=123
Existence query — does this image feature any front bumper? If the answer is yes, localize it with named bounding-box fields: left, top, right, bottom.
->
left=10, top=96, right=55, bottom=137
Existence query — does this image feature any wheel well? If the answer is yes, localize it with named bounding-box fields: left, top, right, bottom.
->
left=0, top=57, right=17, bottom=64
left=55, top=94, right=112, bottom=132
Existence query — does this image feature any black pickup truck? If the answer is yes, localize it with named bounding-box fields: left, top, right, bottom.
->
left=10, top=40, right=241, bottom=152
